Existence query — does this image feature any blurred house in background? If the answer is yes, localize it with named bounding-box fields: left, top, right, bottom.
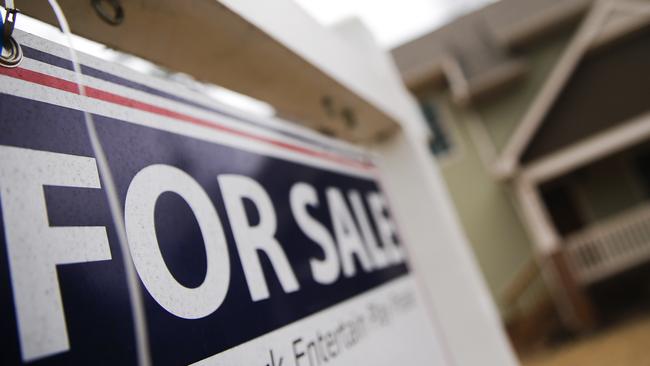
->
left=392, top=0, right=650, bottom=352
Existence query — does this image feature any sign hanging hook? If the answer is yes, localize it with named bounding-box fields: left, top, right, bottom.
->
left=1, top=0, right=23, bottom=68
left=2, top=0, right=17, bottom=43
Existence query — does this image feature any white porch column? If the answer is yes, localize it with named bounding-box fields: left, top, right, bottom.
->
left=513, top=177, right=560, bottom=255
left=513, top=176, right=595, bottom=331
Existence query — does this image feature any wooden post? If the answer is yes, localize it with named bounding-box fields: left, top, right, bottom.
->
left=545, top=250, right=597, bottom=332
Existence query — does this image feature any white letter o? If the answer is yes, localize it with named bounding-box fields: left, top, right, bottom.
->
left=125, top=164, right=230, bottom=319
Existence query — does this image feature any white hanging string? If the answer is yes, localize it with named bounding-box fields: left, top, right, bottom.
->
left=45, top=2, right=152, bottom=365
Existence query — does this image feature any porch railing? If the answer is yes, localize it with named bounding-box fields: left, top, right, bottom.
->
left=565, top=202, right=650, bottom=285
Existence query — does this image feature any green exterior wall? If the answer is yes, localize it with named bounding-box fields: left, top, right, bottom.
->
left=428, top=93, right=537, bottom=315
left=422, top=29, right=577, bottom=317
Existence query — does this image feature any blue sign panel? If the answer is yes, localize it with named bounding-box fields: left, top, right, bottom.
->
left=0, top=31, right=443, bottom=366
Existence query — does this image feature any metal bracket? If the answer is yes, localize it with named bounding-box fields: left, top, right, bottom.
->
left=3, top=8, right=16, bottom=41
left=1, top=1, right=22, bottom=68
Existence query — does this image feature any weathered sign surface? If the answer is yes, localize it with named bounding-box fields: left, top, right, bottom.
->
left=0, top=31, right=446, bottom=365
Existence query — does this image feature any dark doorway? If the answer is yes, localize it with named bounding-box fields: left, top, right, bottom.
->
left=634, top=149, right=650, bottom=198
left=540, top=182, right=585, bottom=237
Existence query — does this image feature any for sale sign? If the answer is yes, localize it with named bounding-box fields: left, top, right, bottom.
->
left=0, top=31, right=447, bottom=365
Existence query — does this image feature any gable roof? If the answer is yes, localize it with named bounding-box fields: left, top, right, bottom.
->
left=495, top=0, right=650, bottom=178
left=391, top=0, right=593, bottom=101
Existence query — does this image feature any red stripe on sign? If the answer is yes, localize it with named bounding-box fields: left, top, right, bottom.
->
left=0, top=66, right=374, bottom=171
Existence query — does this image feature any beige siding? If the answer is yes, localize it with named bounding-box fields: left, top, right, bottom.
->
left=430, top=93, right=539, bottom=315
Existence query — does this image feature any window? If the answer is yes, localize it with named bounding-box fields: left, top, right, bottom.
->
left=419, top=100, right=453, bottom=158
